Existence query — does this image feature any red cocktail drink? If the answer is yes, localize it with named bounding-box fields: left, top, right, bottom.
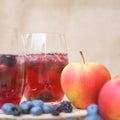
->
left=24, top=53, right=68, bottom=102
left=0, top=54, right=25, bottom=107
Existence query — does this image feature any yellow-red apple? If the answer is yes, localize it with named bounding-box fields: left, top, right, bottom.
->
left=60, top=51, right=111, bottom=109
left=98, top=76, right=120, bottom=120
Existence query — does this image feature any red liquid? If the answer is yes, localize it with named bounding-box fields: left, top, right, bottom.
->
left=24, top=53, right=68, bottom=102
left=0, top=54, right=25, bottom=107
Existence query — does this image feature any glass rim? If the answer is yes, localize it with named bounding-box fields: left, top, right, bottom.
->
left=22, top=32, right=68, bottom=54
left=22, top=32, right=65, bottom=37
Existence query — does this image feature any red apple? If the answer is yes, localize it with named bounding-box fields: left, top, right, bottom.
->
left=98, top=76, right=120, bottom=120
left=60, top=51, right=111, bottom=109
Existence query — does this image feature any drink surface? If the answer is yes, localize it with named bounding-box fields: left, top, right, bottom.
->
left=0, top=54, right=25, bottom=107
left=24, top=53, right=68, bottom=102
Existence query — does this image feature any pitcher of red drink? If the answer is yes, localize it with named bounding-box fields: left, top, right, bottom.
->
left=0, top=26, right=25, bottom=107
left=23, top=33, right=69, bottom=102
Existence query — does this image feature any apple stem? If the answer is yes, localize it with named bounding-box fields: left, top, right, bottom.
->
left=80, top=51, right=86, bottom=64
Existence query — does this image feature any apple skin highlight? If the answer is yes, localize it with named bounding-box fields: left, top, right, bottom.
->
left=61, top=62, right=111, bottom=109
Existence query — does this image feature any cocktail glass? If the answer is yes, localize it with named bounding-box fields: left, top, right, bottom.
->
left=0, top=27, right=25, bottom=107
left=23, top=33, right=69, bottom=102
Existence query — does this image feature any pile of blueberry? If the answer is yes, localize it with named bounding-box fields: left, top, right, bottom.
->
left=83, top=104, right=103, bottom=120
left=1, top=100, right=73, bottom=116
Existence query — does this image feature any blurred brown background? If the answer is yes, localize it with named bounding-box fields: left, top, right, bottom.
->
left=0, top=0, right=120, bottom=76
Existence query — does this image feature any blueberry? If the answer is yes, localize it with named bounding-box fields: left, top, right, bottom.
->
left=84, top=114, right=103, bottom=120
left=51, top=104, right=61, bottom=116
left=0, top=55, right=17, bottom=67
left=42, top=104, right=52, bottom=113
left=2, top=103, right=21, bottom=116
left=12, top=105, right=22, bottom=116
left=65, top=118, right=76, bottom=120
left=51, top=108, right=60, bottom=116
left=30, top=106, right=43, bottom=115
left=25, top=101, right=33, bottom=108
left=87, top=104, right=99, bottom=115
left=32, top=99, right=44, bottom=107
left=52, top=103, right=63, bottom=112
left=20, top=101, right=33, bottom=114
left=2, top=103, right=15, bottom=114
